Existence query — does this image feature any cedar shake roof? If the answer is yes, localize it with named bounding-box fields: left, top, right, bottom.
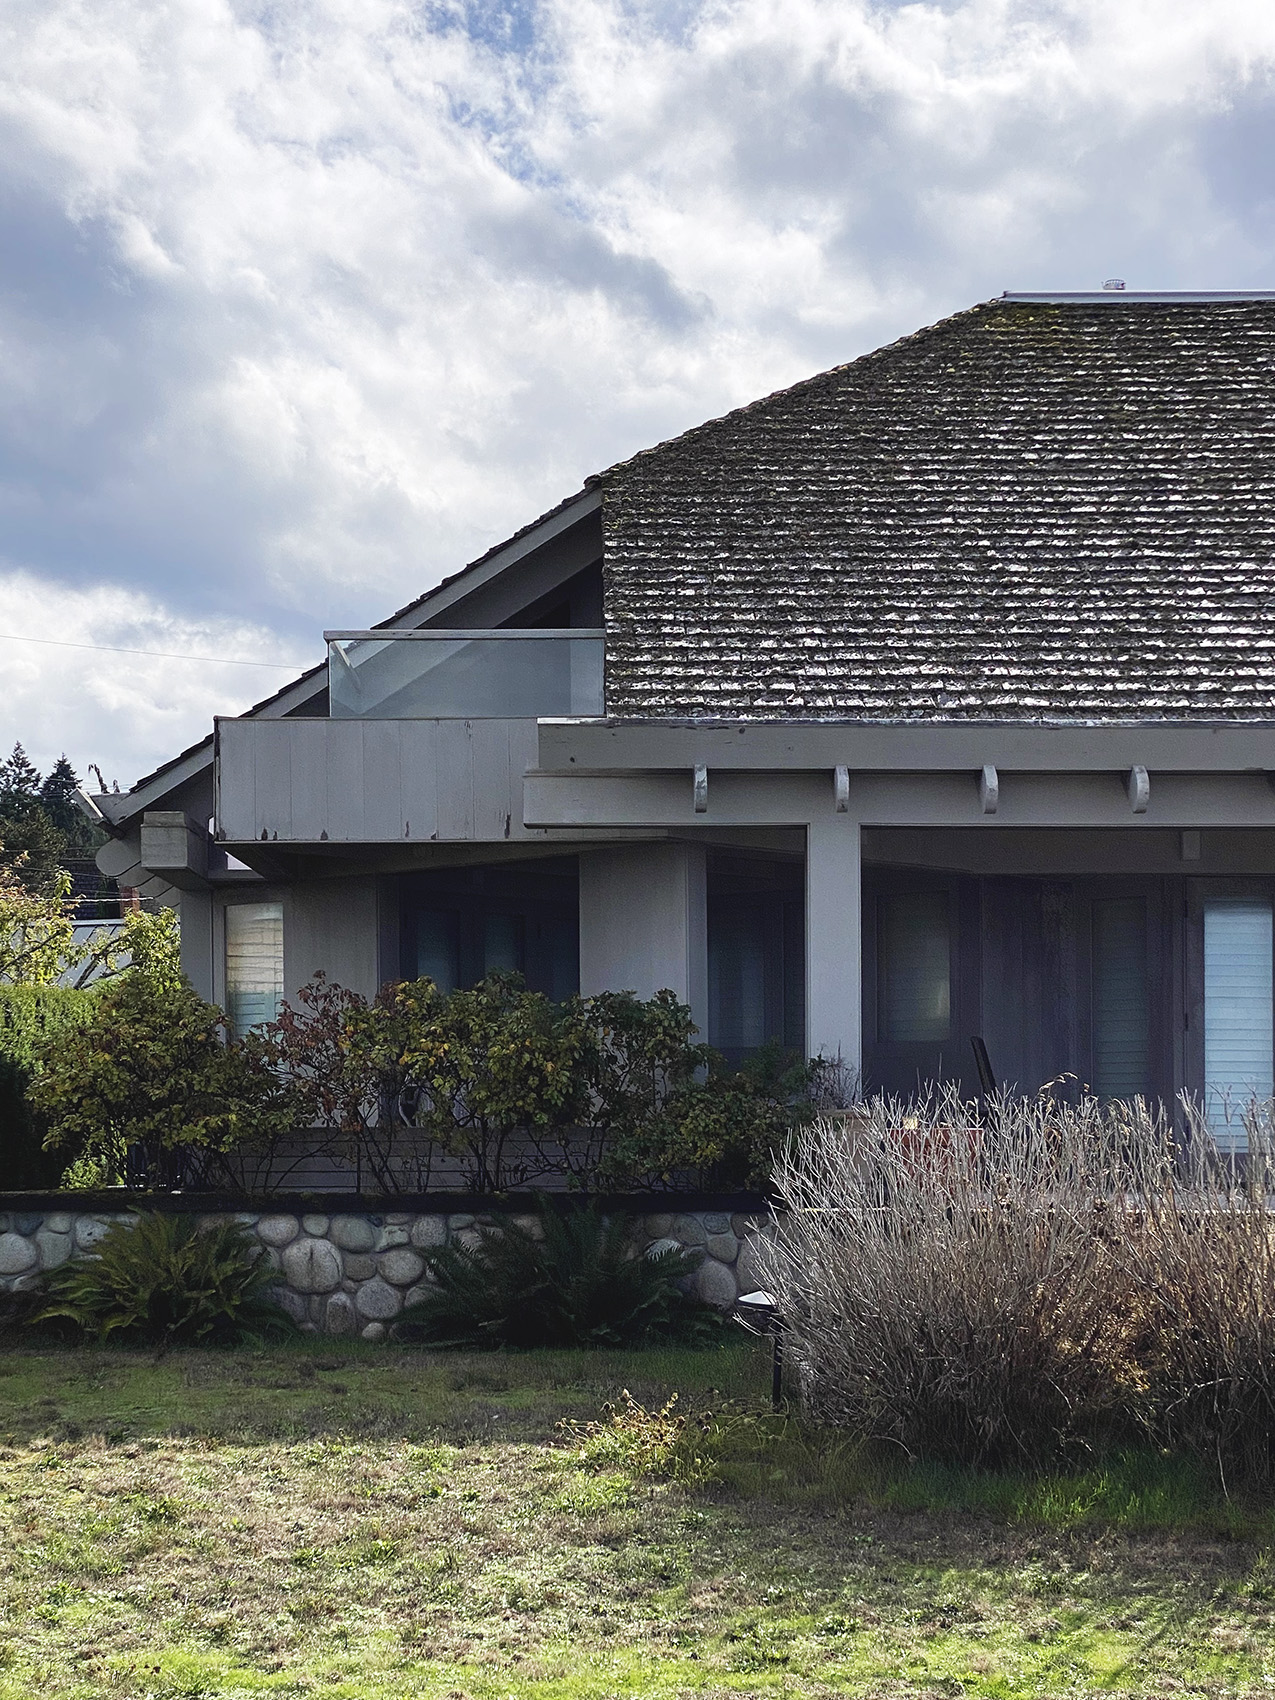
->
left=597, top=295, right=1275, bottom=722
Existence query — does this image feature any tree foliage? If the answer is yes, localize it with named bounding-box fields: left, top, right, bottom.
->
left=31, top=972, right=299, bottom=1188
left=0, top=984, right=98, bottom=1188
left=0, top=744, right=100, bottom=894
left=0, top=857, right=80, bottom=984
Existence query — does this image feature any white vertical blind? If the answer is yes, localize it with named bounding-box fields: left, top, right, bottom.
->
left=1093, top=897, right=1150, bottom=1100
left=878, top=892, right=950, bottom=1043
left=225, top=902, right=284, bottom=1037
left=1204, top=896, right=1274, bottom=1151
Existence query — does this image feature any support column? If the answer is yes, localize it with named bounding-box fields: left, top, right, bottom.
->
left=805, top=816, right=862, bottom=1075
left=177, top=889, right=215, bottom=1003
left=578, top=843, right=708, bottom=1036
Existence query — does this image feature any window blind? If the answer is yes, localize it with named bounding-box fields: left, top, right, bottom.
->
left=878, top=892, right=951, bottom=1044
left=1204, top=896, right=1274, bottom=1151
left=1093, top=897, right=1150, bottom=1100
left=225, top=902, right=284, bottom=1037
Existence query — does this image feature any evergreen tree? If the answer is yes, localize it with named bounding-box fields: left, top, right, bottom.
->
left=0, top=743, right=69, bottom=892
left=39, top=756, right=81, bottom=835
left=0, top=743, right=42, bottom=817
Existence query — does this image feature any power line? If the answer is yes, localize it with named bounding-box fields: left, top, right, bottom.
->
left=0, top=631, right=307, bottom=669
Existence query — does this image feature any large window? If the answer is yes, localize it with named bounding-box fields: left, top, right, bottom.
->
left=706, top=853, right=805, bottom=1063
left=400, top=859, right=578, bottom=1002
left=1204, top=896, right=1274, bottom=1148
left=1092, top=897, right=1151, bottom=1100
left=225, top=902, right=283, bottom=1036
left=877, top=891, right=951, bottom=1044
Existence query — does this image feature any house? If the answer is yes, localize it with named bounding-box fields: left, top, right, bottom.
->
left=92, top=291, right=1275, bottom=1139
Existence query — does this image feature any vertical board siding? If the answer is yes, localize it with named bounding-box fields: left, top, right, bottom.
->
left=216, top=719, right=533, bottom=844
left=1204, top=896, right=1274, bottom=1149
left=360, top=720, right=404, bottom=841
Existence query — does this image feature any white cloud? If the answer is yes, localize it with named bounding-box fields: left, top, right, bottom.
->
left=1, top=0, right=1274, bottom=783
left=0, top=570, right=313, bottom=786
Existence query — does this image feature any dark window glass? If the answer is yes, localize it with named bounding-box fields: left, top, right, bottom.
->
left=878, top=892, right=951, bottom=1043
left=413, top=909, right=460, bottom=992
left=1093, top=897, right=1150, bottom=1100
left=483, top=913, right=524, bottom=977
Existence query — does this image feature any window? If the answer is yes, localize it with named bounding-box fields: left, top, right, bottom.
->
left=399, top=858, right=578, bottom=1003
left=225, top=902, right=283, bottom=1037
left=483, top=913, right=524, bottom=977
left=412, top=909, right=460, bottom=993
left=1092, top=897, right=1150, bottom=1100
left=1204, top=896, right=1274, bottom=1148
left=709, top=908, right=769, bottom=1051
left=878, top=891, right=950, bottom=1043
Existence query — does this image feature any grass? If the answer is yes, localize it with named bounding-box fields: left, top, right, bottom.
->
left=1, top=1337, right=1275, bottom=1697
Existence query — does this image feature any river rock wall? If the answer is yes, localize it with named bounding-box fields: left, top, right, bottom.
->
left=0, top=1206, right=771, bottom=1339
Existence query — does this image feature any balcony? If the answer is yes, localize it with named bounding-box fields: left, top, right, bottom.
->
left=326, top=628, right=605, bottom=720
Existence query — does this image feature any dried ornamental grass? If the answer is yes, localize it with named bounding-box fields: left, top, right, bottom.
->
left=1121, top=1100, right=1275, bottom=1484
left=757, top=1090, right=1154, bottom=1467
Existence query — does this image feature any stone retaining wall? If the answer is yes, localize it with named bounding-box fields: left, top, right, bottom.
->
left=0, top=1206, right=771, bottom=1339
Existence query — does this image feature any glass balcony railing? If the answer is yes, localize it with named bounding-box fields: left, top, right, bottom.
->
left=325, top=629, right=605, bottom=720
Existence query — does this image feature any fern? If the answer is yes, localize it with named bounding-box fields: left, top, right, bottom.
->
left=399, top=1203, right=725, bottom=1348
left=36, top=1212, right=294, bottom=1345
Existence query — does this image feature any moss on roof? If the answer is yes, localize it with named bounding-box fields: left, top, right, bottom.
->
left=599, top=297, right=1275, bottom=722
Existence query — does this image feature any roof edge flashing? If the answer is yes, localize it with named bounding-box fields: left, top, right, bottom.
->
left=1002, top=291, right=1275, bottom=303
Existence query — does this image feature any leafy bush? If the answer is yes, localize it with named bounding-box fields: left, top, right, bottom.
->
left=759, top=1091, right=1144, bottom=1468
left=257, top=973, right=802, bottom=1193
left=31, top=972, right=299, bottom=1188
left=369, top=974, right=596, bottom=1191
left=398, top=1204, right=724, bottom=1347
left=37, top=1212, right=293, bottom=1345
left=0, top=985, right=97, bottom=1188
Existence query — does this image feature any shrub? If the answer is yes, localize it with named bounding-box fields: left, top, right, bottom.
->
left=585, top=992, right=796, bottom=1190
left=398, top=1203, right=724, bottom=1347
left=759, top=1091, right=1144, bottom=1467
left=0, top=985, right=97, bottom=1188
left=31, top=972, right=299, bottom=1188
left=257, top=973, right=801, bottom=1193
left=370, top=974, right=595, bottom=1191
left=1119, top=1104, right=1275, bottom=1485
left=36, top=1212, right=293, bottom=1345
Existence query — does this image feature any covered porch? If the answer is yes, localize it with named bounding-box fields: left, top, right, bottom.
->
left=524, top=720, right=1275, bottom=1134
left=861, top=827, right=1273, bottom=1122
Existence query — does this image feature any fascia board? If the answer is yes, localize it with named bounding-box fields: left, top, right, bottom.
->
left=93, top=743, right=216, bottom=827
left=377, top=488, right=602, bottom=630
left=535, top=718, right=1275, bottom=773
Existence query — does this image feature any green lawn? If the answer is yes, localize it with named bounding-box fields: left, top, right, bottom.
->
left=1, top=1338, right=1274, bottom=1698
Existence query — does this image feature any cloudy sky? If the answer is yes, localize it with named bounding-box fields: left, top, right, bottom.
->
left=1, top=0, right=1274, bottom=788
